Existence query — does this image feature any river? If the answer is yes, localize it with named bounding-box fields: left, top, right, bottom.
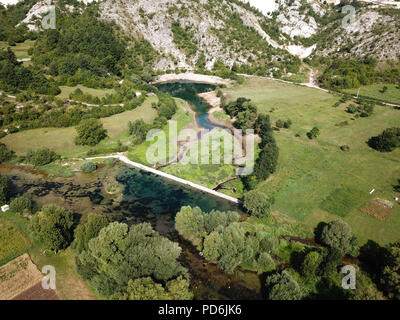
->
left=0, top=82, right=263, bottom=300
left=155, top=81, right=226, bottom=131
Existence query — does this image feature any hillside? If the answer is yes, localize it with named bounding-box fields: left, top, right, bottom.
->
left=0, top=0, right=399, bottom=79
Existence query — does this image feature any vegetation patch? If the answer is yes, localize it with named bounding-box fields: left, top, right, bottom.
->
left=0, top=254, right=43, bottom=300
left=320, top=187, right=367, bottom=218
left=0, top=218, right=29, bottom=266
left=360, top=199, right=393, bottom=221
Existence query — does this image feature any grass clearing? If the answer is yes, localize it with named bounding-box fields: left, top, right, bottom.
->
left=127, top=98, right=194, bottom=164
left=0, top=40, right=35, bottom=59
left=343, top=84, right=400, bottom=105
left=1, top=96, right=158, bottom=158
left=224, top=77, right=400, bottom=245
left=57, top=85, right=116, bottom=100
left=1, top=212, right=98, bottom=300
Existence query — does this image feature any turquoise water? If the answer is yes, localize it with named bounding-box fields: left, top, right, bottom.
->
left=155, top=81, right=226, bottom=131
left=115, top=166, right=238, bottom=216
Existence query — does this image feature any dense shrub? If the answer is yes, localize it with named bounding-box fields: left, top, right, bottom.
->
left=76, top=222, right=190, bottom=299
left=265, top=270, right=305, bottom=300
left=9, top=197, right=32, bottom=215
left=75, top=119, right=108, bottom=146
left=0, top=143, right=14, bottom=163
left=316, top=220, right=356, bottom=255
left=72, top=214, right=109, bottom=253
left=243, top=189, right=273, bottom=218
left=25, top=148, right=60, bottom=166
left=32, top=205, right=74, bottom=251
left=307, top=127, right=320, bottom=140
left=80, top=162, right=97, bottom=173
left=0, top=174, right=10, bottom=206
left=368, top=127, right=400, bottom=152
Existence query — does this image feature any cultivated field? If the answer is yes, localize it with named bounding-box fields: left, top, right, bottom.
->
left=0, top=254, right=43, bottom=300
left=0, top=217, right=29, bottom=266
left=343, top=84, right=400, bottom=105
left=1, top=96, right=158, bottom=158
left=224, top=77, right=400, bottom=245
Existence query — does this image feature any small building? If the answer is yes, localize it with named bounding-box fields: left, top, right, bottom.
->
left=135, top=92, right=142, bottom=97
left=1, top=205, right=9, bottom=212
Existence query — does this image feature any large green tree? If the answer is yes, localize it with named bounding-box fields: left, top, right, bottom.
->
left=74, top=119, right=108, bottom=146
left=32, top=205, right=74, bottom=251
left=265, top=270, right=305, bottom=300
left=317, top=220, right=356, bottom=255
left=76, top=222, right=189, bottom=298
left=116, top=276, right=193, bottom=300
left=72, top=214, right=109, bottom=253
left=243, top=189, right=273, bottom=218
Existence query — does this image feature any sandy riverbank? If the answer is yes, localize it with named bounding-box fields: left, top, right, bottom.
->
left=152, top=73, right=231, bottom=86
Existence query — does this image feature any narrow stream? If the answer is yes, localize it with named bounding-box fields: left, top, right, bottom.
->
left=155, top=81, right=226, bottom=131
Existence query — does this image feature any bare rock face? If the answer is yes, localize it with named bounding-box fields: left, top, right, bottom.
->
left=15, top=0, right=400, bottom=71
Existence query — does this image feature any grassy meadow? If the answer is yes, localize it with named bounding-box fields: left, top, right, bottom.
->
left=343, top=84, right=400, bottom=105
left=0, top=211, right=98, bottom=300
left=127, top=98, right=195, bottom=164
left=1, top=96, right=158, bottom=158
left=0, top=217, right=30, bottom=266
left=57, top=85, right=116, bottom=100
left=224, top=77, right=400, bottom=245
left=0, top=40, right=35, bottom=59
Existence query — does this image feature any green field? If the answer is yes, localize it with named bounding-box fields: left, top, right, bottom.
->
left=57, top=85, right=116, bottom=100
left=0, top=40, right=35, bottom=59
left=224, top=77, right=400, bottom=245
left=0, top=211, right=98, bottom=299
left=343, top=84, right=400, bottom=105
left=127, top=98, right=195, bottom=164
left=0, top=217, right=29, bottom=266
left=1, top=96, right=158, bottom=158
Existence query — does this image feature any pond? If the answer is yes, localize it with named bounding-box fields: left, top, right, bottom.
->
left=155, top=81, right=226, bottom=131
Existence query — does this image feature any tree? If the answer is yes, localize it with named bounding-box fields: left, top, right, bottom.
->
left=380, top=241, right=400, bottom=299
left=318, top=220, right=356, bottom=255
left=76, top=222, right=189, bottom=298
left=72, top=214, right=109, bottom=253
left=9, top=197, right=32, bottom=215
left=265, top=270, right=305, bottom=300
left=75, top=119, right=108, bottom=146
left=243, top=189, right=273, bottom=218
left=25, top=148, right=60, bottom=166
left=128, top=119, right=149, bottom=144
left=257, top=252, right=275, bottom=274
left=203, top=231, right=220, bottom=262
left=0, top=143, right=14, bottom=163
left=307, top=127, right=320, bottom=140
left=32, top=205, right=74, bottom=251
left=301, top=251, right=321, bottom=280
left=0, top=174, right=10, bottom=206
left=253, top=142, right=279, bottom=181
left=80, top=162, right=97, bottom=173
left=368, top=127, right=400, bottom=152
left=117, top=276, right=193, bottom=300
left=175, top=206, right=205, bottom=245
left=214, top=222, right=247, bottom=273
